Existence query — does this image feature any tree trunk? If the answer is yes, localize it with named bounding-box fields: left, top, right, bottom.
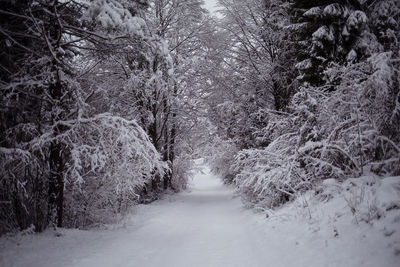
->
left=47, top=71, right=65, bottom=228
left=48, top=141, right=64, bottom=228
left=39, top=0, right=66, bottom=229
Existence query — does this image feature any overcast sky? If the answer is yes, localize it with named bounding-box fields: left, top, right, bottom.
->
left=203, top=0, right=219, bottom=14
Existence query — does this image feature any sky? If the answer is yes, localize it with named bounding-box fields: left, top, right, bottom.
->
left=203, top=0, right=219, bottom=14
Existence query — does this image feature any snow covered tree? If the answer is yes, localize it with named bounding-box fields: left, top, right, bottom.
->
left=0, top=0, right=166, bottom=233
left=209, top=0, right=400, bottom=209
left=369, top=0, right=400, bottom=53
left=0, top=0, right=85, bottom=230
left=205, top=0, right=296, bottom=149
left=135, top=0, right=210, bottom=194
left=288, top=0, right=379, bottom=86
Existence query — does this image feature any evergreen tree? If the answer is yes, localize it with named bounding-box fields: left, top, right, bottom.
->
left=289, top=0, right=374, bottom=86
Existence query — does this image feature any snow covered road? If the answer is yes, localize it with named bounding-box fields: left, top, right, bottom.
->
left=1, top=166, right=399, bottom=267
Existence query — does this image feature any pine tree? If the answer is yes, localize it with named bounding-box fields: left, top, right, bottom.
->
left=289, top=0, right=374, bottom=86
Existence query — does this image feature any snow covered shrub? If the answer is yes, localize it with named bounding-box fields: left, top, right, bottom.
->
left=233, top=147, right=308, bottom=209
left=206, top=138, right=239, bottom=184
left=232, top=97, right=315, bottom=208
left=170, top=156, right=195, bottom=192
left=320, top=52, right=400, bottom=176
left=287, top=51, right=400, bottom=184
left=319, top=176, right=398, bottom=226
left=58, top=114, right=165, bottom=228
left=63, top=174, right=138, bottom=228
left=0, top=148, right=46, bottom=234
left=59, top=114, right=163, bottom=188
left=1, top=99, right=164, bottom=230
left=296, top=83, right=363, bottom=180
left=343, top=181, right=382, bottom=224
left=233, top=49, right=400, bottom=208
left=285, top=0, right=400, bottom=180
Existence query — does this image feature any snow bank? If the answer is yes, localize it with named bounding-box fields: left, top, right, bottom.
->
left=246, top=175, right=400, bottom=266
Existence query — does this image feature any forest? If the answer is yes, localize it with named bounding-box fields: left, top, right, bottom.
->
left=0, top=0, right=399, bottom=244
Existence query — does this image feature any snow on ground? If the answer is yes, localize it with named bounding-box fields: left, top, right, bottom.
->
left=245, top=174, right=400, bottom=267
left=1, top=166, right=399, bottom=267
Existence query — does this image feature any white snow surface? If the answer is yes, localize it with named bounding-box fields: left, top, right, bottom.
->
left=1, top=166, right=399, bottom=267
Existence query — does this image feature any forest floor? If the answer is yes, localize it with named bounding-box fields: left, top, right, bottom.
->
left=1, top=166, right=399, bottom=267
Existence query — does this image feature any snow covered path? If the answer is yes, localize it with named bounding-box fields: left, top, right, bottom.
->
left=57, top=167, right=269, bottom=267
left=2, top=167, right=270, bottom=267
left=102, top=168, right=270, bottom=267
left=1, top=166, right=399, bottom=267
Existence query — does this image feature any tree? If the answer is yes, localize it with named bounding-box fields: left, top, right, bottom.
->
left=207, top=0, right=400, bottom=209
left=0, top=0, right=165, bottom=233
left=288, top=0, right=384, bottom=86
left=135, top=0, right=209, bottom=193
left=201, top=0, right=296, bottom=150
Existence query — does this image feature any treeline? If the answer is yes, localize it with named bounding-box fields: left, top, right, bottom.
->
left=0, top=0, right=208, bottom=234
left=206, top=0, right=400, bottom=208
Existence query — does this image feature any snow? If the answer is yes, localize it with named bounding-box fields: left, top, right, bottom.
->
left=1, top=166, right=399, bottom=267
left=303, top=7, right=322, bottom=18
left=295, top=59, right=313, bottom=70
left=347, top=49, right=357, bottom=62
left=323, top=3, right=349, bottom=18
left=347, top=11, right=368, bottom=28
left=86, top=0, right=145, bottom=37
left=312, top=26, right=335, bottom=42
